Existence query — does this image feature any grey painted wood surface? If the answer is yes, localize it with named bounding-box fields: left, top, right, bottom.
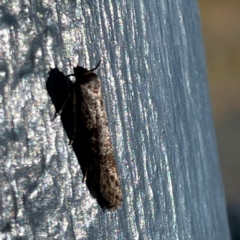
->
left=0, top=0, right=230, bottom=239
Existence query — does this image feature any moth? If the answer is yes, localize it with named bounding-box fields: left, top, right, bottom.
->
left=46, top=61, right=122, bottom=211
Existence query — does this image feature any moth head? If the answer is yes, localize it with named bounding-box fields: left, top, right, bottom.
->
left=73, top=61, right=101, bottom=77
left=74, top=61, right=102, bottom=95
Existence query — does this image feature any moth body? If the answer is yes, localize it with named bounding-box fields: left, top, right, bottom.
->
left=46, top=62, right=122, bottom=211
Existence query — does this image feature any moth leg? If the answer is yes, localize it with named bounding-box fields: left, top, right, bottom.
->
left=82, top=170, right=87, bottom=183
left=69, top=87, right=77, bottom=145
left=51, top=92, right=72, bottom=121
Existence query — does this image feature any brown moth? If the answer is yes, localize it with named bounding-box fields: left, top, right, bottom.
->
left=46, top=61, right=122, bottom=211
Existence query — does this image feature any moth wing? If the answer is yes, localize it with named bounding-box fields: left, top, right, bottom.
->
left=99, top=159, right=123, bottom=211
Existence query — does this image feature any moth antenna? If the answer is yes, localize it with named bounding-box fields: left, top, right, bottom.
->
left=67, top=58, right=72, bottom=70
left=51, top=112, right=59, bottom=121
left=68, top=89, right=77, bottom=145
left=82, top=171, right=87, bottom=183
left=65, top=74, right=74, bottom=78
left=51, top=92, right=72, bottom=122
left=90, top=60, right=101, bottom=71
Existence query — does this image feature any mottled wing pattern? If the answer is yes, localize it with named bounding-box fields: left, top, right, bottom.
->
left=74, top=67, right=122, bottom=211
